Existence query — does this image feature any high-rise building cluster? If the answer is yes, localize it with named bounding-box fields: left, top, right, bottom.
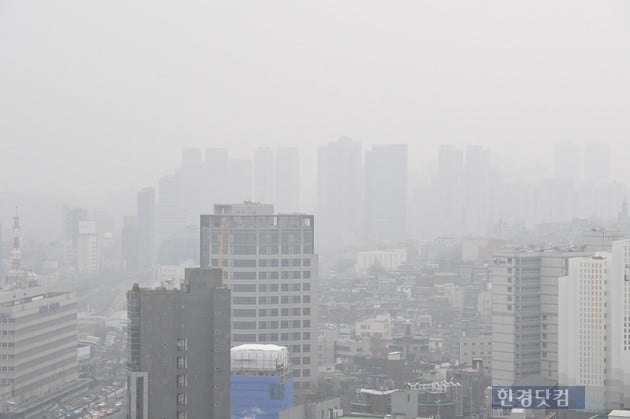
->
left=6, top=138, right=630, bottom=419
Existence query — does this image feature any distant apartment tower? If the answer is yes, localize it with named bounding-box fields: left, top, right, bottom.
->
left=437, top=145, right=464, bottom=235
left=363, top=144, right=408, bottom=242
left=553, top=141, right=581, bottom=181
left=61, top=206, right=87, bottom=267
left=201, top=203, right=318, bottom=388
left=231, top=344, right=293, bottom=419
left=275, top=147, right=300, bottom=213
left=317, top=137, right=362, bottom=246
left=464, top=145, right=492, bottom=236
left=121, top=216, right=138, bottom=271
left=255, top=147, right=275, bottom=204
left=158, top=148, right=255, bottom=237
left=137, top=187, right=156, bottom=270
left=584, top=142, right=610, bottom=185
left=77, top=220, right=98, bottom=278
left=127, top=268, right=231, bottom=419
left=0, top=286, right=79, bottom=412
left=491, top=249, right=588, bottom=386
left=158, top=174, right=186, bottom=236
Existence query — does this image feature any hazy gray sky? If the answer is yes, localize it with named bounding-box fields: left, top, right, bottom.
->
left=2, top=0, right=629, bottom=202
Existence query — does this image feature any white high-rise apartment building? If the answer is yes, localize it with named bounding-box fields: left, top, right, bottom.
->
left=556, top=240, right=630, bottom=411
left=608, top=239, right=630, bottom=408
left=558, top=255, right=610, bottom=412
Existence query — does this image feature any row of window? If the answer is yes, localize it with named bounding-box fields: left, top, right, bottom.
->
left=292, top=368, right=311, bottom=377
left=233, top=295, right=311, bottom=305
left=234, top=307, right=311, bottom=317
left=229, top=258, right=313, bottom=268
left=231, top=271, right=312, bottom=280
left=234, top=332, right=311, bottom=342
left=232, top=283, right=310, bottom=293
left=211, top=245, right=313, bottom=256
left=290, top=356, right=311, bottom=365
left=233, top=319, right=311, bottom=330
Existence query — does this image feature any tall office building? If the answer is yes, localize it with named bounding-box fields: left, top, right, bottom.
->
left=137, top=187, right=156, bottom=270
left=127, top=268, right=231, bottom=419
left=363, top=144, right=408, bottom=242
left=158, top=148, right=255, bottom=236
left=584, top=142, right=610, bottom=185
left=0, top=285, right=79, bottom=415
left=317, top=137, right=362, bottom=246
left=226, top=159, right=254, bottom=204
left=61, top=207, right=87, bottom=268
left=558, top=254, right=612, bottom=412
left=491, top=249, right=587, bottom=386
left=201, top=203, right=318, bottom=388
left=181, top=148, right=204, bottom=228
left=255, top=147, right=275, bottom=204
left=464, top=146, right=491, bottom=236
left=553, top=141, right=581, bottom=181
left=205, top=148, right=230, bottom=207
left=158, top=174, right=186, bottom=237
left=77, top=220, right=98, bottom=279
left=275, top=147, right=300, bottom=213
left=437, top=145, right=464, bottom=235
left=122, top=216, right=138, bottom=271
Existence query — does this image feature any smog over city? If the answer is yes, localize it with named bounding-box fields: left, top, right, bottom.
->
left=1, top=1, right=630, bottom=418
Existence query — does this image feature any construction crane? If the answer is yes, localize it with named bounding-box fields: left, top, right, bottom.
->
left=218, top=216, right=228, bottom=286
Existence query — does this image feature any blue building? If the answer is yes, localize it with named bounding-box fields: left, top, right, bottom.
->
left=231, top=345, right=293, bottom=419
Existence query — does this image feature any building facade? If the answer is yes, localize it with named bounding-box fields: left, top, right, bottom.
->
left=558, top=254, right=610, bottom=411
left=127, top=268, right=231, bottom=419
left=201, top=203, right=318, bottom=388
left=491, top=250, right=588, bottom=386
left=0, top=286, right=78, bottom=413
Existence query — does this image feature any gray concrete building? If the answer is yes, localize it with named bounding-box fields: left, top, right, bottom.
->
left=201, top=202, right=318, bottom=389
left=0, top=286, right=79, bottom=417
left=127, top=268, right=231, bottom=419
left=491, top=249, right=588, bottom=386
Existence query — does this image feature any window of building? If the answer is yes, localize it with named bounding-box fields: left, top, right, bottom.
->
left=233, top=284, right=257, bottom=292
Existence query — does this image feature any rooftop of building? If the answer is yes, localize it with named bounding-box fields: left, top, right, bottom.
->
left=0, top=286, right=72, bottom=306
left=609, top=411, right=630, bottom=418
